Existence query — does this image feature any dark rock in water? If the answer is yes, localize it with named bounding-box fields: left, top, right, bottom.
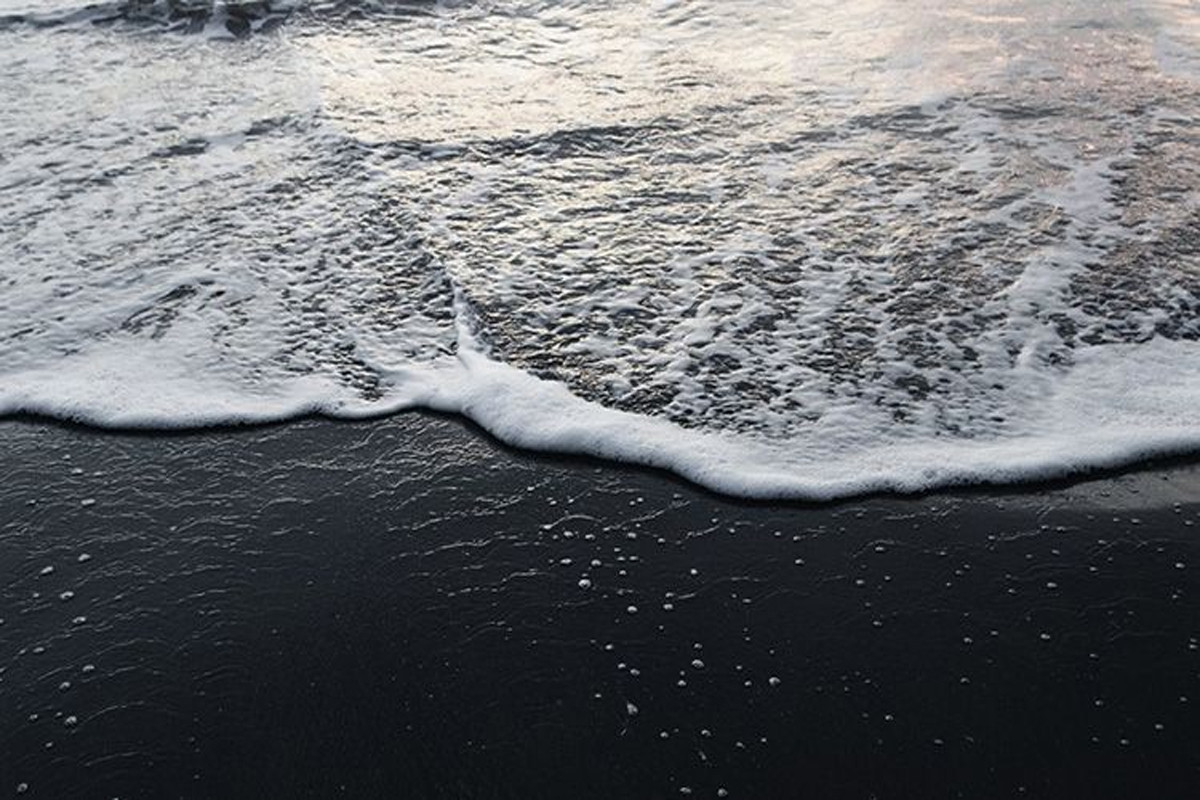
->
left=227, top=0, right=277, bottom=36
left=225, top=12, right=251, bottom=36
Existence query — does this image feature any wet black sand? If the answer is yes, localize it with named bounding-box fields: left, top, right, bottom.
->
left=2, top=413, right=1199, bottom=799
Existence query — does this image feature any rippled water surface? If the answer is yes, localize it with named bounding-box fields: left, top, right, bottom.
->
left=2, top=0, right=1199, bottom=496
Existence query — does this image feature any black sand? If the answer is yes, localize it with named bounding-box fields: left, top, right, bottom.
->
left=2, top=413, right=1198, bottom=799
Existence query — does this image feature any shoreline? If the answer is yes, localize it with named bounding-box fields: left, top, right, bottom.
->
left=5, top=407, right=1200, bottom=507
left=2, top=412, right=1198, bottom=799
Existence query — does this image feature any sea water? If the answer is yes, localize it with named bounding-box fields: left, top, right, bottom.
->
left=1, top=0, right=1198, bottom=498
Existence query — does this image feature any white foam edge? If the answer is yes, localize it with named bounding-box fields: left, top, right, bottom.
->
left=383, top=340, right=1200, bottom=499
left=6, top=335, right=1198, bottom=501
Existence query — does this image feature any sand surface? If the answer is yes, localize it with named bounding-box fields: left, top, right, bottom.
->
left=2, top=413, right=1199, bottom=798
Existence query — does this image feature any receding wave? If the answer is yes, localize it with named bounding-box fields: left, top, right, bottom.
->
left=2, top=0, right=1198, bottom=498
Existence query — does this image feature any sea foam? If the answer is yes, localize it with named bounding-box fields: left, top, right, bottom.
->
left=2, top=0, right=1198, bottom=499
left=5, top=309, right=1199, bottom=500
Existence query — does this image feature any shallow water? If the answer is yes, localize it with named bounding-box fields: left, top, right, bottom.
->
left=2, top=0, right=1199, bottom=497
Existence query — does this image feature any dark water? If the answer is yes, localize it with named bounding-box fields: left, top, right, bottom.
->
left=2, top=416, right=1198, bottom=798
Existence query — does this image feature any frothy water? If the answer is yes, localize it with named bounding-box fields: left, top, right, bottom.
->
left=2, top=0, right=1199, bottom=498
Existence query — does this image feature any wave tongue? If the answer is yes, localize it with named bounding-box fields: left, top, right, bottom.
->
left=3, top=0, right=1199, bottom=498
left=379, top=334, right=1200, bottom=499
left=3, top=302, right=1199, bottom=500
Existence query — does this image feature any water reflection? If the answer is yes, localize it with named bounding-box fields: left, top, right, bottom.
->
left=300, top=0, right=1196, bottom=144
